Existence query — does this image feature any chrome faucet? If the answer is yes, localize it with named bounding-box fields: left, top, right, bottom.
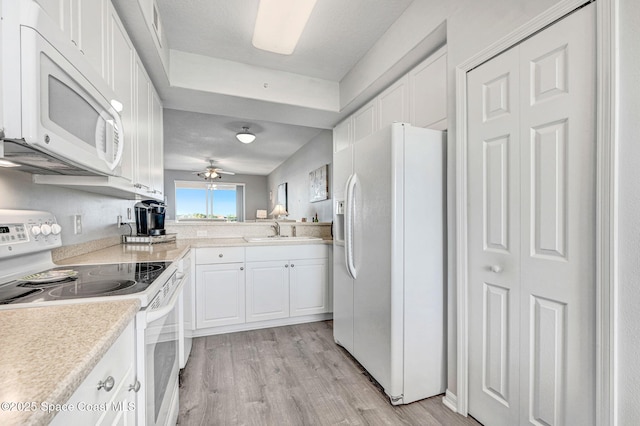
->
left=271, top=222, right=280, bottom=237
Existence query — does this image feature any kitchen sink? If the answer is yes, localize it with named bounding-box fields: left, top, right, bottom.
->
left=244, top=236, right=323, bottom=243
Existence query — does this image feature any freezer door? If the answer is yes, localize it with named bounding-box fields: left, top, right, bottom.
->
left=332, top=244, right=354, bottom=353
left=352, top=124, right=395, bottom=395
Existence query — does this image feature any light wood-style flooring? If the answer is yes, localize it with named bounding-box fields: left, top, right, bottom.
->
left=178, top=321, right=481, bottom=426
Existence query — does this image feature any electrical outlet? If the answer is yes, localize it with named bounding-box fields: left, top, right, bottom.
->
left=73, top=214, right=82, bottom=235
left=127, top=208, right=132, bottom=220
left=196, top=230, right=207, bottom=237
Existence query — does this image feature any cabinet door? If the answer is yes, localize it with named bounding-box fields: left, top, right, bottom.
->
left=410, top=49, right=447, bottom=130
left=150, top=89, right=164, bottom=198
left=246, top=261, right=289, bottom=322
left=34, top=0, right=65, bottom=33
left=109, top=7, right=135, bottom=182
left=378, top=75, right=410, bottom=128
left=290, top=258, right=329, bottom=317
left=352, top=99, right=378, bottom=142
left=196, top=264, right=245, bottom=328
left=50, top=321, right=135, bottom=426
left=333, top=117, right=352, bottom=154
left=76, top=0, right=107, bottom=78
left=135, top=59, right=152, bottom=192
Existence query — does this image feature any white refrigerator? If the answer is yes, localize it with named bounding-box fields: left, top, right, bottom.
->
left=333, top=123, right=445, bottom=405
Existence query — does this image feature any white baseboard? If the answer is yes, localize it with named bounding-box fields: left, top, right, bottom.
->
left=442, top=389, right=458, bottom=413
left=191, top=313, right=333, bottom=337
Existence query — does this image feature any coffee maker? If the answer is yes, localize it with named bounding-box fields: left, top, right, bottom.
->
left=135, top=200, right=166, bottom=236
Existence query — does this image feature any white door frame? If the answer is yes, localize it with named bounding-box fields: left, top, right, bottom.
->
left=455, top=0, right=617, bottom=424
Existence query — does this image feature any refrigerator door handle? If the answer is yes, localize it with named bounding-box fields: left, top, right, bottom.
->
left=345, top=173, right=358, bottom=279
left=344, top=174, right=353, bottom=278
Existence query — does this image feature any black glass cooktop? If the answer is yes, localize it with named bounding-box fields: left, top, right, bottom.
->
left=0, top=262, right=171, bottom=304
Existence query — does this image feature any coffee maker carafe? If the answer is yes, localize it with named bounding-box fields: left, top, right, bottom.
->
left=135, top=200, right=166, bottom=236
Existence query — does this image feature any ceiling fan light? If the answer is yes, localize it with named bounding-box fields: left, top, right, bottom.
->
left=236, top=127, right=256, bottom=144
left=252, top=0, right=317, bottom=55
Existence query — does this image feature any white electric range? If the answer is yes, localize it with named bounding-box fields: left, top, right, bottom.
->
left=0, top=209, right=185, bottom=426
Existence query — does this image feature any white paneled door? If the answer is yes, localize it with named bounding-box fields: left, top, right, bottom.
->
left=468, top=4, right=596, bottom=426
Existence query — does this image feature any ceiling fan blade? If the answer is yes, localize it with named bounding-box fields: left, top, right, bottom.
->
left=217, top=170, right=235, bottom=175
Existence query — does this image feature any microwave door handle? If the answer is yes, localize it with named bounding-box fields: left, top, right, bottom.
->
left=109, top=107, right=124, bottom=170
left=145, top=277, right=185, bottom=324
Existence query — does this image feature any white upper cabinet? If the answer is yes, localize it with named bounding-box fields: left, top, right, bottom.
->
left=410, top=47, right=447, bottom=130
left=333, top=46, right=447, bottom=147
left=35, top=0, right=108, bottom=78
left=352, top=99, right=378, bottom=142
left=135, top=59, right=152, bottom=194
left=333, top=117, right=352, bottom=154
left=108, top=6, right=135, bottom=183
left=73, top=0, right=108, bottom=78
left=377, top=74, right=410, bottom=129
left=33, top=0, right=65, bottom=32
left=150, top=89, right=164, bottom=198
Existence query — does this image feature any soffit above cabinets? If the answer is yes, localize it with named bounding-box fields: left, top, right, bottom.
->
left=112, top=0, right=449, bottom=128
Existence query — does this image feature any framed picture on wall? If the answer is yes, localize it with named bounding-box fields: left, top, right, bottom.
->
left=309, top=164, right=329, bottom=203
left=277, top=182, right=288, bottom=211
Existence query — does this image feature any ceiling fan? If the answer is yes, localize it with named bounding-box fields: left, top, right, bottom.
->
left=192, top=160, right=235, bottom=180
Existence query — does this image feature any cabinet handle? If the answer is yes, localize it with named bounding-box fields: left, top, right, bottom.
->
left=291, top=264, right=295, bottom=268
left=97, top=376, right=115, bottom=392
left=240, top=267, right=244, bottom=271
left=218, top=254, right=224, bottom=258
left=128, top=379, right=141, bottom=393
left=285, top=264, right=289, bottom=268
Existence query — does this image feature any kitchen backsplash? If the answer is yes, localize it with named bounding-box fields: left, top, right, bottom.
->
left=165, top=221, right=332, bottom=239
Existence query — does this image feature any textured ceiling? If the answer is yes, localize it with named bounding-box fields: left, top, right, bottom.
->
left=147, top=0, right=414, bottom=174
left=163, top=109, right=324, bottom=175
left=156, top=0, right=414, bottom=81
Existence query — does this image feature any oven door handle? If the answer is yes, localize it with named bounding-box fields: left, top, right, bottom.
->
left=145, top=278, right=185, bottom=324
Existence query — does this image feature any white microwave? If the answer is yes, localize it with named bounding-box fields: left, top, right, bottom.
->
left=2, top=24, right=124, bottom=176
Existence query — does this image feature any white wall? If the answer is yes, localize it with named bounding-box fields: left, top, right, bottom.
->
left=267, top=130, right=333, bottom=223
left=615, top=0, right=640, bottom=422
left=0, top=168, right=133, bottom=245
left=163, top=170, right=268, bottom=221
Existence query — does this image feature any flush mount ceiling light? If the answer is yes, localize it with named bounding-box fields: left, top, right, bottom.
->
left=252, top=0, right=318, bottom=55
left=236, top=126, right=256, bottom=144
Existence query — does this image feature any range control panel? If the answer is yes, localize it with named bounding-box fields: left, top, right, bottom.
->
left=0, top=224, right=29, bottom=243
left=0, top=210, right=62, bottom=259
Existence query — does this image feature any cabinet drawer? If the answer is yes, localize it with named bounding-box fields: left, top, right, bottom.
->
left=246, top=244, right=328, bottom=262
left=196, top=247, right=245, bottom=264
left=50, top=321, right=134, bottom=426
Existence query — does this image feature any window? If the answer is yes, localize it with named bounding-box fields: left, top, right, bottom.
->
left=175, top=181, right=245, bottom=222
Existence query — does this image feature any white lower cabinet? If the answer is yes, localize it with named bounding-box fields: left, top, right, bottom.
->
left=246, top=245, right=330, bottom=322
left=245, top=260, right=290, bottom=322
left=51, top=320, right=136, bottom=426
left=193, top=244, right=331, bottom=334
left=289, top=257, right=329, bottom=317
left=196, top=263, right=246, bottom=328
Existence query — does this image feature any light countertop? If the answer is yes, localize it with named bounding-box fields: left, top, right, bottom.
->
left=1, top=236, right=330, bottom=425
left=0, top=299, right=140, bottom=426
left=56, top=237, right=332, bottom=265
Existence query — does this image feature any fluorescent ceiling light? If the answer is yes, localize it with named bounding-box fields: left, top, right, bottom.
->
left=0, top=159, right=20, bottom=168
left=252, top=0, right=317, bottom=55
